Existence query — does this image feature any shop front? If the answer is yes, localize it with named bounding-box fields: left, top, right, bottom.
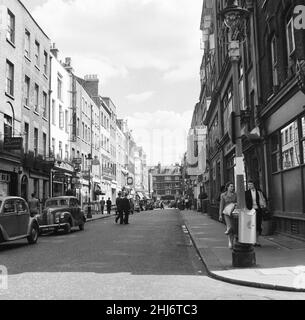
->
left=263, top=89, right=305, bottom=239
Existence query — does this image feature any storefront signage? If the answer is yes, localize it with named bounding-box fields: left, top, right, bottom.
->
left=4, top=137, right=23, bottom=150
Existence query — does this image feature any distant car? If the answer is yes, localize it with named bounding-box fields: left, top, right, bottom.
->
left=0, top=197, right=39, bottom=245
left=38, top=196, right=86, bottom=234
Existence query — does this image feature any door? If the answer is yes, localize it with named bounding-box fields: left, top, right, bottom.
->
left=16, top=199, right=30, bottom=236
left=0, top=200, right=19, bottom=238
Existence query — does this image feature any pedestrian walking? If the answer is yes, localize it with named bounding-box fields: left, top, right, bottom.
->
left=115, top=193, right=124, bottom=224
left=28, top=193, right=39, bottom=216
left=100, top=197, right=105, bottom=215
left=219, top=182, right=237, bottom=249
left=245, top=180, right=267, bottom=247
left=185, top=198, right=189, bottom=210
left=106, top=198, right=112, bottom=215
left=121, top=193, right=131, bottom=224
left=160, top=201, right=164, bottom=210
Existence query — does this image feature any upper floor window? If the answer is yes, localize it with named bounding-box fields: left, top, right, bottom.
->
left=34, top=84, right=39, bottom=113
left=25, top=30, right=31, bottom=58
left=59, top=105, right=64, bottom=129
left=52, top=100, right=56, bottom=125
left=42, top=91, right=48, bottom=118
left=286, top=17, right=295, bottom=57
left=270, top=35, right=279, bottom=87
left=4, top=115, right=13, bottom=138
left=35, top=41, right=40, bottom=67
left=222, top=84, right=233, bottom=135
left=7, top=10, right=15, bottom=44
left=24, top=76, right=30, bottom=107
left=6, top=60, right=14, bottom=96
left=43, top=51, right=48, bottom=76
left=57, top=76, right=62, bottom=100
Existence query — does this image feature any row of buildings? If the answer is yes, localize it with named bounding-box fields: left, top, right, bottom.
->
left=184, top=0, right=305, bottom=239
left=0, top=0, right=149, bottom=205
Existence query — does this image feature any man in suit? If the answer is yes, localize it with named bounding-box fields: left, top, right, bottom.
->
left=121, top=193, right=131, bottom=225
left=106, top=198, right=112, bottom=215
left=245, top=180, right=267, bottom=247
left=115, top=193, right=123, bottom=224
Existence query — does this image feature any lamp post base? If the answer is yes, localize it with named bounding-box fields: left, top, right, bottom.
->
left=232, top=242, right=256, bottom=268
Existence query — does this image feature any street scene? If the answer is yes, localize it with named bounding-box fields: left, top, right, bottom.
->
left=1, top=0, right=305, bottom=303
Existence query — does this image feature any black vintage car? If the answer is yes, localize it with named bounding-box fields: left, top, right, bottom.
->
left=38, top=196, right=86, bottom=234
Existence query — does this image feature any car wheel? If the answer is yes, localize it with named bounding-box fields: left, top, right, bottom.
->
left=79, top=223, right=85, bottom=231
left=64, top=221, right=72, bottom=234
left=27, top=223, right=39, bottom=244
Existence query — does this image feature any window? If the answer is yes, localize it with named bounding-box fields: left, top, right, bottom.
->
left=24, top=122, right=29, bottom=153
left=59, top=141, right=63, bottom=159
left=42, top=92, right=47, bottom=118
left=302, top=117, right=305, bottom=164
left=43, top=51, right=48, bottom=75
left=65, top=110, right=69, bottom=133
left=65, top=144, right=68, bottom=161
left=222, top=84, right=233, bottom=135
left=24, top=76, right=30, bottom=107
left=281, top=121, right=300, bottom=170
left=43, top=133, right=47, bottom=158
left=51, top=138, right=55, bottom=156
left=35, top=41, right=40, bottom=67
left=34, top=128, right=38, bottom=156
left=59, top=105, right=64, bottom=129
left=6, top=60, right=14, bottom=96
left=4, top=115, right=12, bottom=138
left=57, top=76, right=62, bottom=100
left=271, top=133, right=280, bottom=173
left=286, top=17, right=295, bottom=57
left=82, top=122, right=85, bottom=139
left=7, top=10, right=15, bottom=44
left=271, top=35, right=278, bottom=87
left=25, top=30, right=30, bottom=58
left=52, top=100, right=56, bottom=125
left=77, top=118, right=80, bottom=136
left=34, top=84, right=39, bottom=113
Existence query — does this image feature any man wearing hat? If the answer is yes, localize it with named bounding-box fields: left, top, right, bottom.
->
left=115, top=192, right=123, bottom=224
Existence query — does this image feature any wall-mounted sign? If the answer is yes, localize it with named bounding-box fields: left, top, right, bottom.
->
left=4, top=137, right=23, bottom=150
left=72, top=158, right=82, bottom=165
left=127, top=177, right=134, bottom=186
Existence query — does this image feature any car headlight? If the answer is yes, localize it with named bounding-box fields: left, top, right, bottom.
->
left=60, top=213, right=65, bottom=219
left=55, top=217, right=60, bottom=223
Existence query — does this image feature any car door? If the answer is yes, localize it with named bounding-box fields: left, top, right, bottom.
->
left=16, top=199, right=30, bottom=236
left=0, top=199, right=19, bottom=238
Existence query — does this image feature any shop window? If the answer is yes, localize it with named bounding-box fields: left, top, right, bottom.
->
left=281, top=121, right=300, bottom=170
left=302, top=117, right=305, bottom=164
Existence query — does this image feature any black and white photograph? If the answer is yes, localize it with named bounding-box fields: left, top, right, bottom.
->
left=1, top=0, right=305, bottom=306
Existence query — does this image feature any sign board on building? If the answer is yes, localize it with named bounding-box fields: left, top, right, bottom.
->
left=72, top=158, right=82, bottom=165
left=127, top=177, right=134, bottom=186
left=4, top=137, right=23, bottom=150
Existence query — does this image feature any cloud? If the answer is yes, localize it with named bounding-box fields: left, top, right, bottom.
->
left=126, top=91, right=154, bottom=103
left=126, top=110, right=193, bottom=165
left=30, top=0, right=202, bottom=83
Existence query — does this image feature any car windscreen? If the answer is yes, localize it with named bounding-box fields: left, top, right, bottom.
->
left=45, top=199, right=69, bottom=207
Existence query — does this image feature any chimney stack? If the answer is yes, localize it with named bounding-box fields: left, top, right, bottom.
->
left=50, top=43, right=59, bottom=59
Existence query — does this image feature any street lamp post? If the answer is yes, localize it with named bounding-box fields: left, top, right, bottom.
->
left=220, top=1, right=256, bottom=268
left=87, top=153, right=93, bottom=219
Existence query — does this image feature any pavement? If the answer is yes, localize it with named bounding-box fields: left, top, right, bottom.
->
left=181, top=210, right=305, bottom=292
left=86, top=212, right=116, bottom=223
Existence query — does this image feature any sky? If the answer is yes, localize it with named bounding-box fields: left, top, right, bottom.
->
left=22, top=0, right=203, bottom=166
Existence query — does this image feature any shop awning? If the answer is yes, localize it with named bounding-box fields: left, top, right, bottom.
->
left=136, top=192, right=144, bottom=200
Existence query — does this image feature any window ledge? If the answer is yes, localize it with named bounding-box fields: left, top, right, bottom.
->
left=42, top=116, right=48, bottom=122
left=6, top=38, right=16, bottom=48
left=5, top=92, right=15, bottom=100
left=35, top=65, right=41, bottom=72
left=34, top=111, right=40, bottom=116
left=23, top=105, right=31, bottom=110
left=43, top=73, right=48, bottom=80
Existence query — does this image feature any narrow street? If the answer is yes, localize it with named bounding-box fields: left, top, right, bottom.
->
left=0, top=209, right=304, bottom=300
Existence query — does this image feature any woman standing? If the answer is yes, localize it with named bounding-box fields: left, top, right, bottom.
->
left=219, top=182, right=237, bottom=249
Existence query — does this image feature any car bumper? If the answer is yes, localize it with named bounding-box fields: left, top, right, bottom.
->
left=39, top=223, right=68, bottom=232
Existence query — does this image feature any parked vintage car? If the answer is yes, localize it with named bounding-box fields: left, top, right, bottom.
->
left=0, top=197, right=39, bottom=244
left=38, top=196, right=86, bottom=234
